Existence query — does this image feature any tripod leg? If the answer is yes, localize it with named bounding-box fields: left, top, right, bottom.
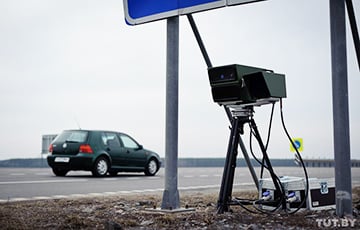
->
left=217, top=118, right=241, bottom=214
left=250, top=118, right=286, bottom=209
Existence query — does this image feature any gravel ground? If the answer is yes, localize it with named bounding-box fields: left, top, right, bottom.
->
left=0, top=187, right=359, bottom=229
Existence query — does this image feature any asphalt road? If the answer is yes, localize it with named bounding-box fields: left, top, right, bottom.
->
left=1, top=167, right=359, bottom=202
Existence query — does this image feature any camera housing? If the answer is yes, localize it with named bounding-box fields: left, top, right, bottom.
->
left=208, top=64, right=286, bottom=106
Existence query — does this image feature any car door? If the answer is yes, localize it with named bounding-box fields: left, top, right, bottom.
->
left=102, top=132, right=127, bottom=167
left=118, top=133, right=147, bottom=168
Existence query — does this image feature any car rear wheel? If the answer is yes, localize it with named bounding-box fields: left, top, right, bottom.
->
left=52, top=168, right=68, bottom=177
left=145, top=159, right=158, bottom=176
left=92, top=157, right=109, bottom=177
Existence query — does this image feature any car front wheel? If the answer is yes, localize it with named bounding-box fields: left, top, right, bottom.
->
left=145, top=159, right=158, bottom=176
left=92, top=157, right=109, bottom=177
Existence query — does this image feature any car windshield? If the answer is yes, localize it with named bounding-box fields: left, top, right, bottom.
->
left=119, top=134, right=139, bottom=149
left=53, top=130, right=88, bottom=143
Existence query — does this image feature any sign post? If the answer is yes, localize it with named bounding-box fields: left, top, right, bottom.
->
left=329, top=0, right=352, bottom=217
left=161, top=16, right=180, bottom=210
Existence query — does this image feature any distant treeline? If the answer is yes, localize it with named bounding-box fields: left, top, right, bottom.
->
left=0, top=158, right=359, bottom=168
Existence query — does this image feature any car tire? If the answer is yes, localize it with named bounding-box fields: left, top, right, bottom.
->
left=92, top=157, right=109, bottom=177
left=52, top=168, right=68, bottom=177
left=144, top=158, right=158, bottom=176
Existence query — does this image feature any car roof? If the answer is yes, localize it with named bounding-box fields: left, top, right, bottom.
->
left=63, top=129, right=127, bottom=135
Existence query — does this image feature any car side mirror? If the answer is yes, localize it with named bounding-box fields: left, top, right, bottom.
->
left=138, top=145, right=143, bottom=150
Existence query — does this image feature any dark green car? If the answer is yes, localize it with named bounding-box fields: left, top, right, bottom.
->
left=47, top=130, right=161, bottom=177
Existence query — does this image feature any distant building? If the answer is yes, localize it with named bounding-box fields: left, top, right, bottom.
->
left=41, top=134, right=57, bottom=154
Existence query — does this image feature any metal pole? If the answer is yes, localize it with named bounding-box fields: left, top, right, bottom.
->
left=345, top=0, right=360, bottom=70
left=161, top=16, right=180, bottom=210
left=187, top=14, right=213, bottom=68
left=187, top=14, right=258, bottom=189
left=329, top=0, right=352, bottom=217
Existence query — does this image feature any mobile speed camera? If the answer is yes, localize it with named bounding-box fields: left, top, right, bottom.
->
left=207, top=64, right=286, bottom=106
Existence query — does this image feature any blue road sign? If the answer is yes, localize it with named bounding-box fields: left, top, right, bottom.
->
left=290, top=138, right=303, bottom=152
left=123, top=0, right=266, bottom=25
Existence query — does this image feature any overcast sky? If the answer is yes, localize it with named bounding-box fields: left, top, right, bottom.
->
left=0, top=0, right=359, bottom=160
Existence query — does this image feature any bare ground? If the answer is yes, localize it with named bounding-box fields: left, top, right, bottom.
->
left=0, top=187, right=359, bottom=229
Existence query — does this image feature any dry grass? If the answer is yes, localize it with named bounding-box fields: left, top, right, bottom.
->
left=0, top=188, right=359, bottom=229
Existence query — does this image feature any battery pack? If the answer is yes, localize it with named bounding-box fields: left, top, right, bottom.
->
left=259, top=177, right=335, bottom=211
left=307, top=178, right=335, bottom=210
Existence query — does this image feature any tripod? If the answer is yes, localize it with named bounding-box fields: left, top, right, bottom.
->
left=217, top=106, right=285, bottom=214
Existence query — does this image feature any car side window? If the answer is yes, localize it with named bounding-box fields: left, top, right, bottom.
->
left=102, top=132, right=121, bottom=148
left=119, top=134, right=139, bottom=149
